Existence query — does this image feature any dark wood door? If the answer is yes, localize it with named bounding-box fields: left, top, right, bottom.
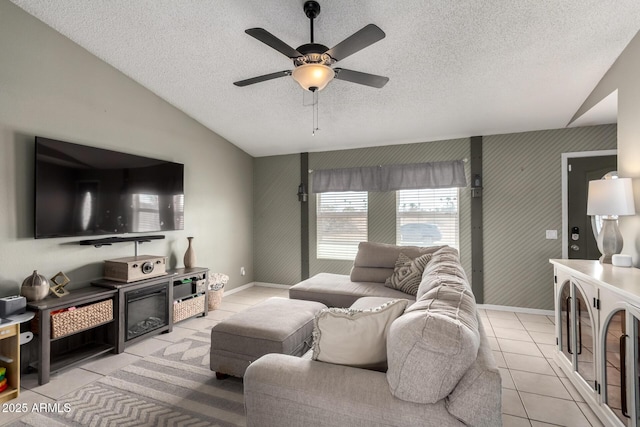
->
left=567, top=155, right=617, bottom=259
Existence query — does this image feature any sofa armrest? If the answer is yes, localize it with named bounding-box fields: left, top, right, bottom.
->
left=244, top=353, right=462, bottom=427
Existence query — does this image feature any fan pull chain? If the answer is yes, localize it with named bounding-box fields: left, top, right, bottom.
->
left=312, top=91, right=319, bottom=136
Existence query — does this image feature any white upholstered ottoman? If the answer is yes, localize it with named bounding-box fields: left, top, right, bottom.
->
left=210, top=297, right=327, bottom=378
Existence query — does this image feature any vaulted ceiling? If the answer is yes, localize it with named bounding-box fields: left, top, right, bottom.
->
left=10, top=1, right=640, bottom=157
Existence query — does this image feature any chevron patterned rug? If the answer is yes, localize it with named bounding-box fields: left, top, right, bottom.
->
left=11, top=332, right=246, bottom=426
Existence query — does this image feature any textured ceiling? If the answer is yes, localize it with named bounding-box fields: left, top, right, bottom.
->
left=10, top=1, right=640, bottom=157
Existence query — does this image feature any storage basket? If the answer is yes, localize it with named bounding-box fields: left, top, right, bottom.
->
left=208, top=289, right=224, bottom=311
left=195, top=279, right=207, bottom=293
left=207, top=272, right=228, bottom=311
left=51, top=299, right=113, bottom=339
left=173, top=295, right=205, bottom=323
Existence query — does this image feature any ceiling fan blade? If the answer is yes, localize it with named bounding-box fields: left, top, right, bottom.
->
left=245, top=28, right=302, bottom=59
left=334, top=68, right=389, bottom=88
left=325, top=24, right=385, bottom=62
left=234, top=70, right=292, bottom=87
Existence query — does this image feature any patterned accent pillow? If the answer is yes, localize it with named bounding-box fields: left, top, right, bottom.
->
left=384, top=252, right=432, bottom=295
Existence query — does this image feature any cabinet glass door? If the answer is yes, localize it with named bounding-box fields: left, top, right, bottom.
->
left=635, top=315, right=640, bottom=427
left=560, top=281, right=572, bottom=362
left=604, top=310, right=628, bottom=425
left=575, top=289, right=595, bottom=384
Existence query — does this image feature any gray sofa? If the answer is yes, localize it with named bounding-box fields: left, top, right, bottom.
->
left=244, top=243, right=502, bottom=426
left=289, top=242, right=447, bottom=307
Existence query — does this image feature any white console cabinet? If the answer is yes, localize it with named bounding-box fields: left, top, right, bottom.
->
left=551, top=259, right=640, bottom=426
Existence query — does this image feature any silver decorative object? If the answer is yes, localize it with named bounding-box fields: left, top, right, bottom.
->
left=20, top=270, right=50, bottom=302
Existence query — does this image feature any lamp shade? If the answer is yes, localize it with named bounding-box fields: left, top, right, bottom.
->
left=292, top=64, right=335, bottom=91
left=587, top=178, right=636, bottom=216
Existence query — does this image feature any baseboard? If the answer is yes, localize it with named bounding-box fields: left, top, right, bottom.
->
left=224, top=282, right=256, bottom=296
left=478, top=303, right=554, bottom=317
left=253, top=282, right=290, bottom=289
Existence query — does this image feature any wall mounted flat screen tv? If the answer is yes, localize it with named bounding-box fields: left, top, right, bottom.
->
left=35, top=137, right=184, bottom=239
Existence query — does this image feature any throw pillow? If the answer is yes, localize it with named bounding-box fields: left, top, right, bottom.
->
left=312, top=299, right=408, bottom=369
left=384, top=252, right=432, bottom=295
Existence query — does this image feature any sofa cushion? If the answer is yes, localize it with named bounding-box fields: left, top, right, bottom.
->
left=386, top=282, right=479, bottom=404
left=350, top=242, right=446, bottom=283
left=385, top=252, right=432, bottom=295
left=290, top=273, right=414, bottom=308
left=349, top=266, right=395, bottom=283
left=446, top=319, right=502, bottom=427
left=350, top=296, right=407, bottom=310
left=312, top=299, right=408, bottom=369
left=417, top=246, right=469, bottom=300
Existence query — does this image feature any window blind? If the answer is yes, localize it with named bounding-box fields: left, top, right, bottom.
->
left=317, top=191, right=368, bottom=260
left=131, top=193, right=161, bottom=232
left=396, top=188, right=459, bottom=248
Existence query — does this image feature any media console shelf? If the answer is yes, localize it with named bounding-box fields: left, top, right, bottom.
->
left=92, top=267, right=208, bottom=354
left=28, top=287, right=118, bottom=385
left=28, top=267, right=208, bottom=385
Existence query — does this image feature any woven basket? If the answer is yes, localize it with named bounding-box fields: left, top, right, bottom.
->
left=173, top=295, right=206, bottom=323
left=51, top=299, right=113, bottom=339
left=207, top=289, right=224, bottom=311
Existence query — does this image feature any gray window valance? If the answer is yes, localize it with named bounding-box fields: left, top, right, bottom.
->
left=311, top=160, right=467, bottom=193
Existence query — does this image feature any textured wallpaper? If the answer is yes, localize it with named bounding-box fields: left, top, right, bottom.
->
left=483, top=125, right=616, bottom=309
left=253, top=138, right=471, bottom=285
left=254, top=125, right=617, bottom=311
left=253, top=154, right=302, bottom=285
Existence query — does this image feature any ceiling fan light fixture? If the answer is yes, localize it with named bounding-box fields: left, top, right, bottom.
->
left=292, top=63, right=335, bottom=91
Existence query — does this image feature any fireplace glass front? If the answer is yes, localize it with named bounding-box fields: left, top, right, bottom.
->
left=125, top=282, right=169, bottom=341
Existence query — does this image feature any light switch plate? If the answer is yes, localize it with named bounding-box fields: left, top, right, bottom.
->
left=546, top=230, right=558, bottom=240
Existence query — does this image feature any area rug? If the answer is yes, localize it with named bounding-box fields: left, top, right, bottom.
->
left=10, top=332, right=246, bottom=427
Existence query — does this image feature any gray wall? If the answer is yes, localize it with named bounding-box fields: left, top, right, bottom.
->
left=253, top=139, right=471, bottom=285
left=571, top=30, right=640, bottom=266
left=253, top=126, right=616, bottom=310
left=483, top=126, right=616, bottom=309
left=0, top=2, right=254, bottom=295
left=253, top=154, right=301, bottom=284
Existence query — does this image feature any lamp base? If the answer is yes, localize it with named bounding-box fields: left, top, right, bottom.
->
left=596, top=218, right=623, bottom=264
left=599, top=254, right=614, bottom=264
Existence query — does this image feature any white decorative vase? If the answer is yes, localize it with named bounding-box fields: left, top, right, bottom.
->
left=184, top=237, right=196, bottom=268
left=20, top=270, right=50, bottom=302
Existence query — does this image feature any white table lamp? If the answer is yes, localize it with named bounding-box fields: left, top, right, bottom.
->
left=587, top=177, right=636, bottom=264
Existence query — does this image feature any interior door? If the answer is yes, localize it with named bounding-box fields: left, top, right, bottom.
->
left=567, top=155, right=617, bottom=259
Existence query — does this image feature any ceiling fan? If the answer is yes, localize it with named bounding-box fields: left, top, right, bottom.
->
left=234, top=1, right=389, bottom=92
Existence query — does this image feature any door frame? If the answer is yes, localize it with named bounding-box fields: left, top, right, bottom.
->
left=561, top=149, right=617, bottom=259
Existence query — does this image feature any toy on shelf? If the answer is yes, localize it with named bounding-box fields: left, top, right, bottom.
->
left=0, top=367, right=6, bottom=392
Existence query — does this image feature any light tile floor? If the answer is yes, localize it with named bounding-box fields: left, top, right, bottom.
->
left=1, top=286, right=602, bottom=427
left=480, top=309, right=604, bottom=427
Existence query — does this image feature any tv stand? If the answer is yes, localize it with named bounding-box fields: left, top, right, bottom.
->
left=79, top=235, right=165, bottom=256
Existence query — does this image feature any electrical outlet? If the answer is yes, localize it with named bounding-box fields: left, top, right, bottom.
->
left=240, top=266, right=246, bottom=276
left=546, top=230, right=558, bottom=240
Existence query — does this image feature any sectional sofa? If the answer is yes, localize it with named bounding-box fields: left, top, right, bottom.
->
left=243, top=242, right=502, bottom=426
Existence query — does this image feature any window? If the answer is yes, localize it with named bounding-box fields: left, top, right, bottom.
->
left=396, top=188, right=459, bottom=248
left=317, top=191, right=368, bottom=260
left=131, top=193, right=161, bottom=232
